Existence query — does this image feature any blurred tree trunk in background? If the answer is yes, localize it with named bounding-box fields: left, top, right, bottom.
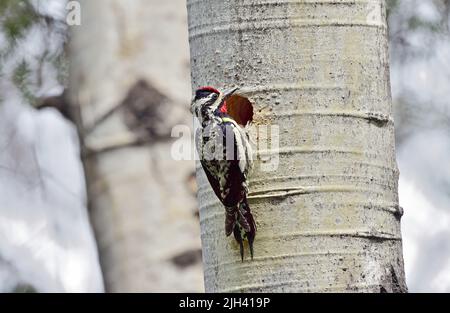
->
left=0, top=0, right=103, bottom=292
left=68, top=0, right=203, bottom=292
left=187, top=0, right=407, bottom=292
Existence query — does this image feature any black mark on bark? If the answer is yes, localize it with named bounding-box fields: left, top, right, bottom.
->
left=122, top=80, right=173, bottom=142
left=171, top=249, right=202, bottom=268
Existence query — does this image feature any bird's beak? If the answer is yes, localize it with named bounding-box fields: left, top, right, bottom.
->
left=223, top=87, right=239, bottom=99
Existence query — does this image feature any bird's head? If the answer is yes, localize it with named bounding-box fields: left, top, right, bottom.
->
left=191, top=86, right=239, bottom=121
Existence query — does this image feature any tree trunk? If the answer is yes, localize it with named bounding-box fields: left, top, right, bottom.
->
left=0, top=1, right=103, bottom=292
left=187, top=0, right=407, bottom=292
left=68, top=0, right=203, bottom=292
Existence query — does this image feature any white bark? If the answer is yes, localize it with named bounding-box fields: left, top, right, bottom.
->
left=187, top=0, right=407, bottom=292
left=69, top=0, right=203, bottom=292
left=0, top=0, right=103, bottom=292
left=0, top=89, right=103, bottom=292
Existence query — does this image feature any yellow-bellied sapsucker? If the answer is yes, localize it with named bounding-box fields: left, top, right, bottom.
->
left=191, top=86, right=256, bottom=261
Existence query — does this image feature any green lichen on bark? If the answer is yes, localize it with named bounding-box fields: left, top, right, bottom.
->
left=0, top=0, right=68, bottom=105
left=0, top=0, right=38, bottom=42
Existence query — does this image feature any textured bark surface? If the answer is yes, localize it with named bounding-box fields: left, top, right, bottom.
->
left=69, top=0, right=203, bottom=292
left=187, top=0, right=407, bottom=292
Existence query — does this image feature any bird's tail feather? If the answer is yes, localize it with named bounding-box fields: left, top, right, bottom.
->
left=225, top=198, right=256, bottom=261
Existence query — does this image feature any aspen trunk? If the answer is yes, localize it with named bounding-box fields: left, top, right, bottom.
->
left=68, top=0, right=203, bottom=292
left=187, top=0, right=407, bottom=292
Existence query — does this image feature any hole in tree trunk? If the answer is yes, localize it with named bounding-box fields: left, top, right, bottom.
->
left=226, top=94, right=254, bottom=127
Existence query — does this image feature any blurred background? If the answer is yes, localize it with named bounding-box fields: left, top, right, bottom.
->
left=0, top=0, right=448, bottom=292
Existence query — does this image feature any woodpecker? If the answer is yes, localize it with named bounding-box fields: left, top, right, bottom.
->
left=191, top=86, right=256, bottom=261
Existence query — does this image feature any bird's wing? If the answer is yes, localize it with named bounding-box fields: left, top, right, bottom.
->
left=195, top=127, right=223, bottom=201
left=195, top=120, right=251, bottom=206
left=221, top=118, right=253, bottom=180
left=200, top=159, right=223, bottom=202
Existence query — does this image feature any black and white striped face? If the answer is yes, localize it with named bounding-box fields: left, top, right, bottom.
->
left=191, top=88, right=221, bottom=120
